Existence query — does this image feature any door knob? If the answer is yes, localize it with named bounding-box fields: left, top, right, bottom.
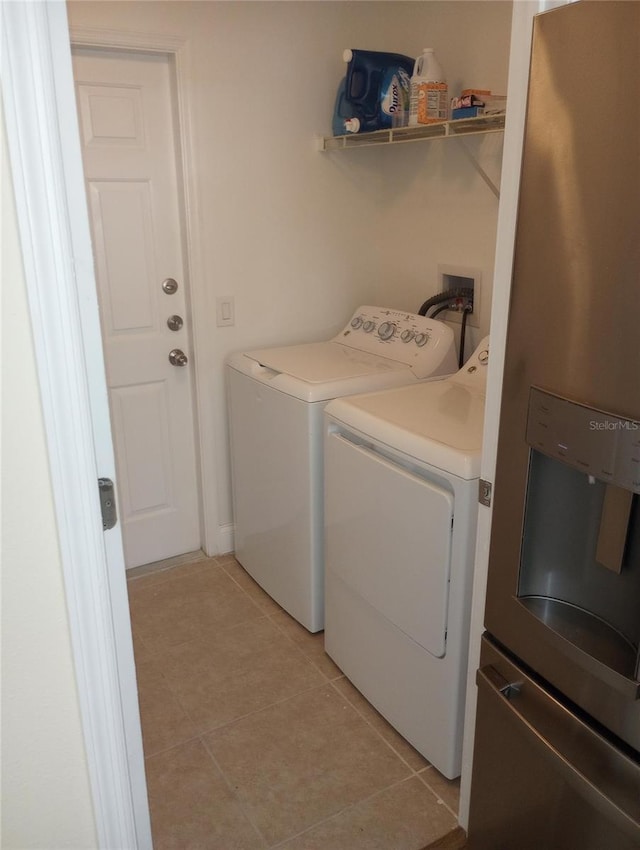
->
left=169, top=348, right=188, bottom=367
left=167, top=314, right=183, bottom=331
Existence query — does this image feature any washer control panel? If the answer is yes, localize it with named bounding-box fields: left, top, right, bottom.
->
left=335, top=305, right=458, bottom=378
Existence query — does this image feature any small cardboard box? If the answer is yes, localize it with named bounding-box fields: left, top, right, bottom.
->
left=417, top=82, right=448, bottom=124
left=451, top=106, right=485, bottom=120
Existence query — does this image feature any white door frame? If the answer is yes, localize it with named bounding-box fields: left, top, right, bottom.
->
left=457, top=0, right=571, bottom=829
left=2, top=1, right=150, bottom=846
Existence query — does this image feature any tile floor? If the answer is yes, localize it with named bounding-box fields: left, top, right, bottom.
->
left=128, top=553, right=461, bottom=850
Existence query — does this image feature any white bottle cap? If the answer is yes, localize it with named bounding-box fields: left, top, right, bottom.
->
left=343, top=49, right=353, bottom=63
left=344, top=117, right=360, bottom=134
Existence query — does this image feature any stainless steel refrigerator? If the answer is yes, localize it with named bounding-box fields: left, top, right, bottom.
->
left=467, top=3, right=640, bottom=847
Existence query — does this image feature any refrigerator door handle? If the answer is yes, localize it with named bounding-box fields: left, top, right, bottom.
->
left=477, top=664, right=640, bottom=843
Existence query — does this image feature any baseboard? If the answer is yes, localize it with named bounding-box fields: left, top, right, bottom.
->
left=216, top=522, right=234, bottom=556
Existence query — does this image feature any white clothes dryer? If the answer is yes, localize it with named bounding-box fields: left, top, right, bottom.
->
left=323, top=337, right=489, bottom=778
left=227, top=306, right=457, bottom=633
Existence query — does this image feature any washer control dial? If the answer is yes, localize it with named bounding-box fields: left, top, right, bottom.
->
left=351, top=316, right=363, bottom=330
left=400, top=329, right=415, bottom=343
left=414, top=332, right=430, bottom=347
left=362, top=320, right=376, bottom=333
left=378, top=321, right=396, bottom=341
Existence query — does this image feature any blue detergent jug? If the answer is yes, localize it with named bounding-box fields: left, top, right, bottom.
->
left=332, top=49, right=414, bottom=135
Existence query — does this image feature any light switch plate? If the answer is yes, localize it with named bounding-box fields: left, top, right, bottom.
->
left=216, top=296, right=235, bottom=327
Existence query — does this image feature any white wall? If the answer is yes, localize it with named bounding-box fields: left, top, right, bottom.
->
left=1, top=108, right=98, bottom=850
left=66, top=1, right=512, bottom=548
left=371, top=1, right=512, bottom=350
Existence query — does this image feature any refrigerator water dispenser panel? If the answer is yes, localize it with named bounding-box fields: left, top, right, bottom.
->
left=526, top=388, right=640, bottom=492
left=518, top=389, right=640, bottom=686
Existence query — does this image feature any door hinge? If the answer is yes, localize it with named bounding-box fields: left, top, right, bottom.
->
left=479, top=478, right=492, bottom=507
left=98, top=478, right=118, bottom=530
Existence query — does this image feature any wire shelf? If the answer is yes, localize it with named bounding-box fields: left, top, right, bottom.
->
left=320, top=113, right=506, bottom=151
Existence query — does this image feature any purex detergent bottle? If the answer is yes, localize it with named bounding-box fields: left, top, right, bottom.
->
left=332, top=49, right=414, bottom=135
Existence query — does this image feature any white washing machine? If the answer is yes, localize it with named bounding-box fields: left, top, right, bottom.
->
left=227, top=306, right=457, bottom=633
left=324, top=337, right=489, bottom=778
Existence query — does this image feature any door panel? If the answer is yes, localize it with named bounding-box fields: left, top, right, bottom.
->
left=110, top=382, right=173, bottom=515
left=468, top=637, right=640, bottom=850
left=77, top=83, right=145, bottom=148
left=73, top=49, right=200, bottom=567
left=325, top=429, right=453, bottom=658
left=88, top=181, right=157, bottom=334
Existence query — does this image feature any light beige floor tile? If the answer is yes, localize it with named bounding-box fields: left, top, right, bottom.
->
left=270, top=610, right=343, bottom=679
left=419, top=767, right=461, bottom=815
left=332, top=677, right=430, bottom=771
left=158, top=617, right=325, bottom=733
left=203, top=684, right=411, bottom=846
left=128, top=566, right=263, bottom=649
left=218, top=558, right=283, bottom=615
left=146, top=739, right=266, bottom=850
left=130, top=626, right=153, bottom=663
left=276, top=777, right=457, bottom=850
left=135, top=658, right=198, bottom=757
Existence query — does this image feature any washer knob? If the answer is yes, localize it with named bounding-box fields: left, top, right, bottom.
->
left=400, top=329, right=415, bottom=343
left=414, top=333, right=430, bottom=347
left=378, top=321, right=396, bottom=341
left=478, top=349, right=489, bottom=364
left=351, top=316, right=363, bottom=329
left=363, top=320, right=376, bottom=333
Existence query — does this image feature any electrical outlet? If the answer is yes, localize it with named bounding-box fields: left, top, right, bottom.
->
left=216, top=296, right=235, bottom=327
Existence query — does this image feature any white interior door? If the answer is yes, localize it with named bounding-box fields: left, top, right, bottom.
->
left=73, top=48, right=201, bottom=568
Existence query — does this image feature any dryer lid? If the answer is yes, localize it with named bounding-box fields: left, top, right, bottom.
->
left=326, top=379, right=485, bottom=479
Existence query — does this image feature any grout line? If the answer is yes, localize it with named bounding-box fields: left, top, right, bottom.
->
left=211, top=561, right=341, bottom=685
left=327, top=677, right=428, bottom=779
left=141, top=619, right=333, bottom=741
left=264, top=609, right=345, bottom=685
left=198, top=567, right=331, bottom=685
left=132, top=610, right=272, bottom=662
left=199, top=732, right=270, bottom=848
left=266, top=617, right=331, bottom=680
left=267, top=773, right=436, bottom=849
left=135, top=615, right=289, bottom=743
left=415, top=767, right=461, bottom=821
left=193, top=678, right=333, bottom=739
left=215, top=559, right=341, bottom=688
left=214, top=557, right=286, bottom=620
left=142, top=731, right=203, bottom=762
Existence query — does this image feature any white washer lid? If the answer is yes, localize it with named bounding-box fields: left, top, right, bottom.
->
left=326, top=379, right=486, bottom=479
left=243, top=341, right=409, bottom=383
left=227, top=342, right=419, bottom=402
